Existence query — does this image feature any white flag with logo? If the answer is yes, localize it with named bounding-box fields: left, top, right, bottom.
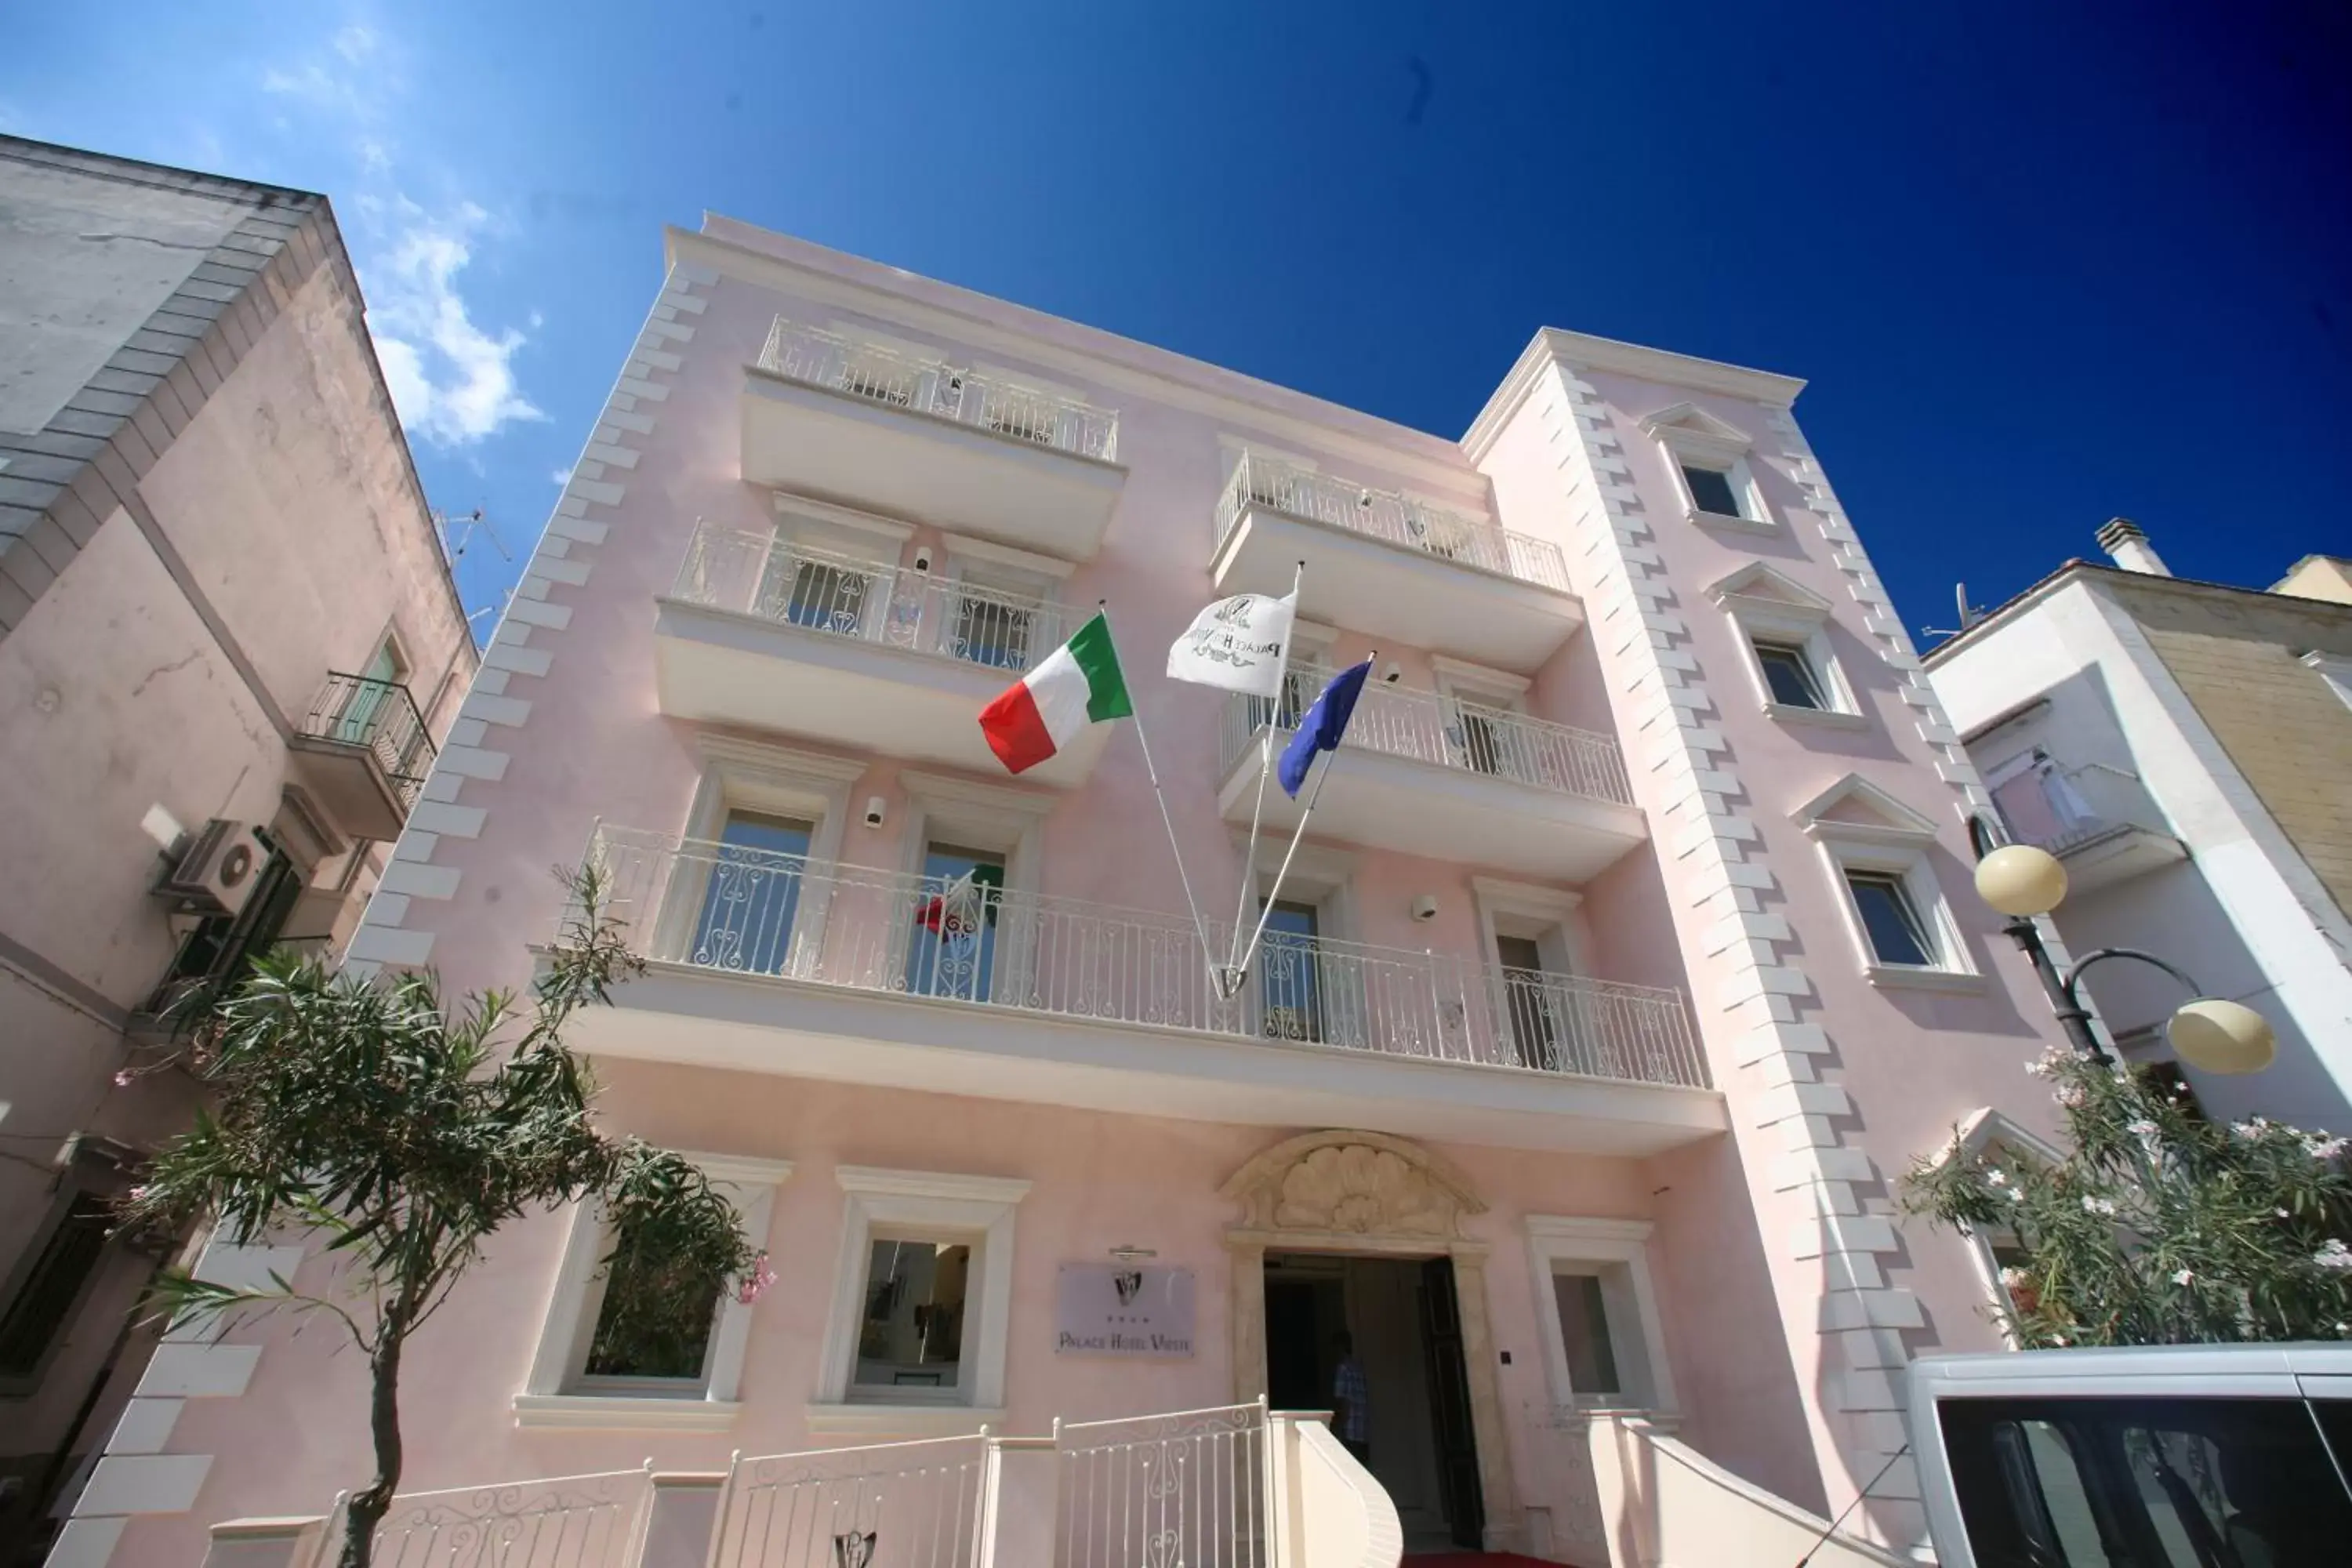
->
left=1166, top=592, right=1298, bottom=697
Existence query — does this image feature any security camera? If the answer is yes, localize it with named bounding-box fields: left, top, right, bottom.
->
left=912, top=547, right=934, bottom=573
left=863, top=796, right=887, bottom=828
left=1382, top=662, right=1403, bottom=685
left=1410, top=895, right=1439, bottom=923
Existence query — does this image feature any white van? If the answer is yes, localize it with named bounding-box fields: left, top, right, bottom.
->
left=1909, top=1345, right=2352, bottom=1566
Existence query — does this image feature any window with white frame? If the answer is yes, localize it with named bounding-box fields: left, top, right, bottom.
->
left=517, top=1154, right=793, bottom=1429
left=1432, top=655, right=1532, bottom=782
left=938, top=533, right=1070, bottom=674
left=760, top=497, right=913, bottom=638
left=1705, top=563, right=1864, bottom=728
left=1639, top=403, right=1774, bottom=535
left=1929, top=1111, right=2066, bottom=1345
left=1796, top=774, right=1979, bottom=989
left=1237, top=837, right=1357, bottom=1047
left=656, top=739, right=863, bottom=975
left=1472, top=877, right=1586, bottom=1074
left=813, top=1167, right=1029, bottom=1434
left=1525, top=1217, right=1674, bottom=1414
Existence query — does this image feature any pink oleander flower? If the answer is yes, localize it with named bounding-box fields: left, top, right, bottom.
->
left=735, top=1250, right=777, bottom=1305
left=113, top=1068, right=136, bottom=1087
left=126, top=1185, right=149, bottom=1203
left=2172, top=1269, right=2195, bottom=1287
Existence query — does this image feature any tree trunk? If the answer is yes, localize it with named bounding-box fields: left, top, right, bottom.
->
left=337, top=1308, right=409, bottom=1568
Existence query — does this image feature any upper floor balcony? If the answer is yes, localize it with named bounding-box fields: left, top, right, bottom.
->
left=1990, top=759, right=2187, bottom=896
left=655, top=522, right=1109, bottom=786
left=284, top=672, right=435, bottom=843
left=742, top=321, right=1127, bottom=560
left=562, top=825, right=1723, bottom=1155
left=1216, top=682, right=1644, bottom=881
left=1210, top=453, right=1584, bottom=673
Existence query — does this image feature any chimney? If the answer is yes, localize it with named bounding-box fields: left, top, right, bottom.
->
left=2096, top=517, right=2171, bottom=576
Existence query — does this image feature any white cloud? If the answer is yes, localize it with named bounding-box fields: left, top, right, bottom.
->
left=260, top=16, right=539, bottom=448
left=550, top=466, right=572, bottom=488
left=367, top=200, right=545, bottom=447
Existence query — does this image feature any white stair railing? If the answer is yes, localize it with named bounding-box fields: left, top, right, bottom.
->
left=1053, top=1401, right=1269, bottom=1568
left=327, top=1465, right=655, bottom=1568
left=705, top=1436, right=988, bottom=1568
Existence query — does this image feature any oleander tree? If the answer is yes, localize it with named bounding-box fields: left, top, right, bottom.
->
left=1903, top=1044, right=2352, bottom=1348
left=119, top=866, right=763, bottom=1568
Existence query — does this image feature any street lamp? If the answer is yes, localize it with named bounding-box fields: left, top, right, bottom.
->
left=1965, top=816, right=2275, bottom=1076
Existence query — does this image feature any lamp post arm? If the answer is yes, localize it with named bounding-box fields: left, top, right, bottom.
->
left=2059, top=948, right=2204, bottom=1014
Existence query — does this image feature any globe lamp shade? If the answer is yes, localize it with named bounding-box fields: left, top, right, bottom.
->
left=2168, top=998, right=2275, bottom=1076
left=1975, top=844, right=2068, bottom=918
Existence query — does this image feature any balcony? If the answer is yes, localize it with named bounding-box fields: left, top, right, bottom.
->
left=562, top=826, right=1724, bottom=1156
left=655, top=524, right=1109, bottom=786
left=742, top=320, right=1126, bottom=559
left=1991, top=760, right=2187, bottom=896
left=1210, top=453, right=1584, bottom=673
left=283, top=673, right=434, bottom=843
left=1215, top=684, right=1644, bottom=881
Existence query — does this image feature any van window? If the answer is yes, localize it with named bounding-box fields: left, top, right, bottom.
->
left=1940, top=1396, right=2352, bottom=1566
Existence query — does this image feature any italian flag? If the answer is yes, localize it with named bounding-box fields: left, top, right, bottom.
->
left=978, top=612, right=1131, bottom=774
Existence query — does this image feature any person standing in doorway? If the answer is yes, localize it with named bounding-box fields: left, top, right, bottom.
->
left=1332, top=1330, right=1370, bottom=1465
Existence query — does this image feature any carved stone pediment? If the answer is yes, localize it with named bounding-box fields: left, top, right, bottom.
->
left=1221, top=1130, right=1486, bottom=1242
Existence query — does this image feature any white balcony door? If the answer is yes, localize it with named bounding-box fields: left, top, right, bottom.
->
left=905, top=842, right=1007, bottom=1004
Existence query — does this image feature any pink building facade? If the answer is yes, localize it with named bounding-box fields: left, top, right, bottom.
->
left=78, top=216, right=2069, bottom=1566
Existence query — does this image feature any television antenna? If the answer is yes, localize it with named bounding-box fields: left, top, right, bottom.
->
left=1922, top=581, right=1985, bottom=640
left=434, top=506, right=512, bottom=565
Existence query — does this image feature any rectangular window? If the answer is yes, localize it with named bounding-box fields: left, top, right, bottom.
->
left=854, top=1236, right=971, bottom=1396
left=906, top=843, right=1006, bottom=1002
left=1552, top=1271, right=1622, bottom=1398
left=1260, top=900, right=1324, bottom=1043
left=581, top=1214, right=722, bottom=1385
left=1681, top=464, right=1743, bottom=518
left=1754, top=641, right=1826, bottom=710
left=1846, top=870, right=1935, bottom=967
left=690, top=811, right=815, bottom=975
left=1497, top=935, right=1558, bottom=1071
left=0, top=1193, right=113, bottom=1382
left=949, top=586, right=1036, bottom=672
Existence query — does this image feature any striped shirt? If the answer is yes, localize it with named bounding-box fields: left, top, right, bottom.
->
left=1332, top=1356, right=1369, bottom=1441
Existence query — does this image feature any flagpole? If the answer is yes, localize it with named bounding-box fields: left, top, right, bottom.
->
left=1098, top=601, right=1222, bottom=980
left=1234, top=651, right=1372, bottom=980
left=1223, top=561, right=1304, bottom=987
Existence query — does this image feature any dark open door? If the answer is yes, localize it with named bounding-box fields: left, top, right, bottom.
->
left=1417, top=1256, right=1485, bottom=1549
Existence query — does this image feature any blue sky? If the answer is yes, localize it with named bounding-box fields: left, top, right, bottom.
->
left=6, top=2, right=2347, bottom=641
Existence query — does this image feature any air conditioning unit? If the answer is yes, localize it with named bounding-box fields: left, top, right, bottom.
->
left=162, top=819, right=270, bottom=916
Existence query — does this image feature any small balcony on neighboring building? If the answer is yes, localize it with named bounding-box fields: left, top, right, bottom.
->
left=561, top=826, right=1722, bottom=1155
left=1210, top=453, right=1584, bottom=673
left=742, top=320, right=1126, bottom=559
left=1214, top=683, right=1645, bottom=882
left=655, top=521, right=1109, bottom=786
left=1990, top=758, right=2188, bottom=896
left=284, top=673, right=435, bottom=844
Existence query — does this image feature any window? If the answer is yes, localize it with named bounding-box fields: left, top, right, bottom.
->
left=1474, top=877, right=1588, bottom=1074
left=1704, top=564, right=1864, bottom=727
left=1525, top=1218, right=1672, bottom=1414
left=1846, top=869, right=1935, bottom=968
left=580, top=1213, right=723, bottom=1387
left=688, top=811, right=814, bottom=976
left=1798, top=774, right=1978, bottom=989
left=814, top=1167, right=1029, bottom=1433
left=1259, top=899, right=1325, bottom=1043
left=1754, top=641, right=1827, bottom=710
left=1940, top=1397, right=2352, bottom=1566
left=1639, top=404, right=1775, bottom=535
left=906, top=842, right=1006, bottom=1002
left=0, top=1192, right=114, bottom=1387
left=1679, top=463, right=1744, bottom=520
left=854, top=1237, right=970, bottom=1394
left=517, top=1154, right=793, bottom=1430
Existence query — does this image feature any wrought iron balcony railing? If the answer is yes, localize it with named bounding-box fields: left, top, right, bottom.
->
left=1217, top=680, right=1632, bottom=808
left=301, top=673, right=434, bottom=807
left=757, top=319, right=1120, bottom=463
left=578, top=826, right=1708, bottom=1090
left=673, top=524, right=1065, bottom=675
left=1214, top=452, right=1568, bottom=593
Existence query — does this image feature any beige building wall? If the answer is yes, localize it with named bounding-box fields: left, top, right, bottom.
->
left=2124, top=583, right=2352, bottom=925
left=0, top=141, right=474, bottom=1559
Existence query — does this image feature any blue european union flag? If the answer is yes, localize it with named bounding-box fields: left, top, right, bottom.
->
left=1277, top=659, right=1374, bottom=797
